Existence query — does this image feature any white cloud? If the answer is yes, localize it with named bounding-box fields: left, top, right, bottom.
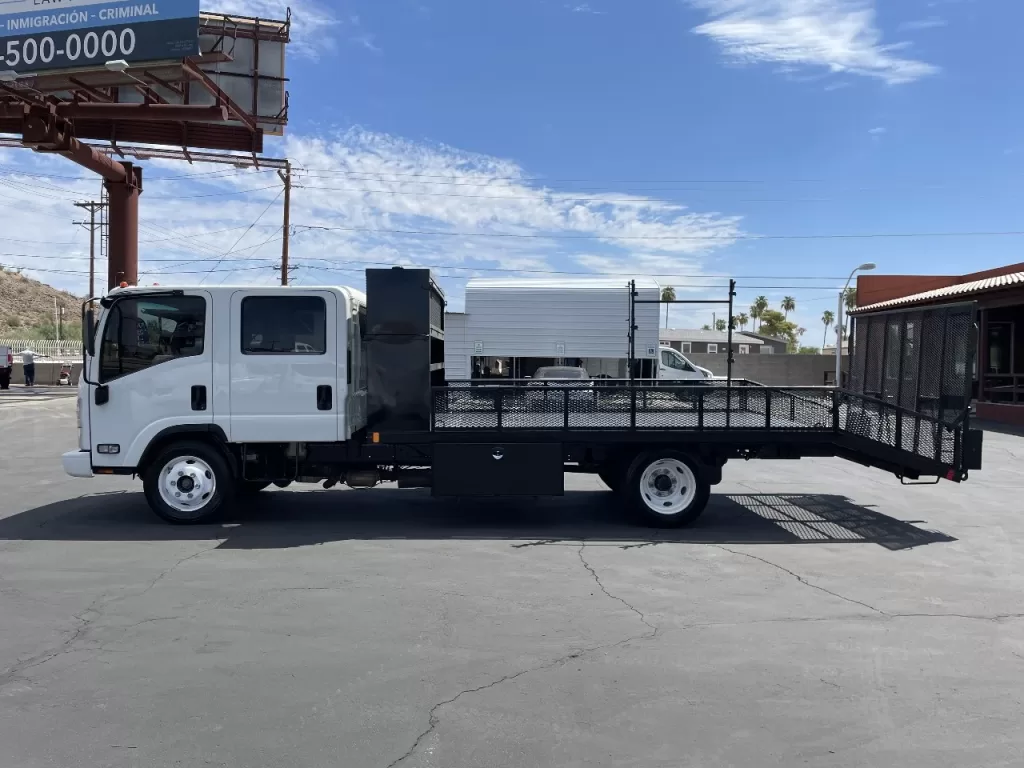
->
left=212, top=0, right=340, bottom=57
left=568, top=3, right=607, bottom=14
left=687, top=0, right=939, bottom=85
left=867, top=126, right=886, bottom=135
left=899, top=16, right=947, bottom=31
left=0, top=129, right=745, bottom=299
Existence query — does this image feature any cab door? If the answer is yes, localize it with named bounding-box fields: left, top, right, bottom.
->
left=91, top=291, right=213, bottom=468
left=228, top=291, right=339, bottom=443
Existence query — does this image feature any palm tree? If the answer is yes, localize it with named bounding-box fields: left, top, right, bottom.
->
left=781, top=296, right=795, bottom=319
left=821, top=310, right=834, bottom=351
left=661, top=286, right=676, bottom=328
left=842, top=286, right=857, bottom=342
left=736, top=312, right=749, bottom=331
left=751, top=296, right=769, bottom=330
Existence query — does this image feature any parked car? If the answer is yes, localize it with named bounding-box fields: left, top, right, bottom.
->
left=527, top=366, right=595, bottom=404
left=0, top=345, right=11, bottom=390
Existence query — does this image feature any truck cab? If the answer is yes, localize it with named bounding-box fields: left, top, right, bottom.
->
left=64, top=285, right=368, bottom=486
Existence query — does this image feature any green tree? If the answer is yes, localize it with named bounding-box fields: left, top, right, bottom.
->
left=798, top=346, right=821, bottom=355
left=781, top=296, right=795, bottom=319
left=821, top=309, right=835, bottom=351
left=661, top=286, right=676, bottom=328
left=750, top=296, right=769, bottom=330
left=714, top=318, right=727, bottom=332
left=736, top=312, right=749, bottom=331
left=757, top=309, right=799, bottom=348
left=701, top=324, right=711, bottom=331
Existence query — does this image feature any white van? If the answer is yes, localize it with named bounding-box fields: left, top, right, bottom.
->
left=658, top=345, right=713, bottom=381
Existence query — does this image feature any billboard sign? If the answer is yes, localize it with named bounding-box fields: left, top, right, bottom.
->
left=1, top=0, right=199, bottom=75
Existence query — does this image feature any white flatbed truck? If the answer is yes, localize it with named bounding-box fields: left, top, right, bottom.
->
left=63, top=268, right=983, bottom=526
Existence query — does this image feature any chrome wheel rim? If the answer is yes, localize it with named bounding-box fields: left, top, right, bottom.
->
left=158, top=455, right=217, bottom=516
left=639, top=458, right=696, bottom=515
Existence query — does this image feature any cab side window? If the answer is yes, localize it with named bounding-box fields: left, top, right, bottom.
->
left=241, top=296, right=326, bottom=355
left=99, top=296, right=206, bottom=383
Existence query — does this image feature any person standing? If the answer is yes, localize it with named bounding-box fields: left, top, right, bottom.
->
left=20, top=348, right=47, bottom=387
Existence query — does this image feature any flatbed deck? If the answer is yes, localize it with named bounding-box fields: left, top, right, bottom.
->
left=429, top=383, right=981, bottom=482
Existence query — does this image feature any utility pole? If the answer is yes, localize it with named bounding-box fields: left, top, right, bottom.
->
left=74, top=200, right=108, bottom=297
left=277, top=160, right=291, bottom=286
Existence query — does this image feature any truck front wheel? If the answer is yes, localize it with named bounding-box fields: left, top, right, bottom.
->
left=143, top=442, right=236, bottom=525
left=625, top=451, right=710, bottom=528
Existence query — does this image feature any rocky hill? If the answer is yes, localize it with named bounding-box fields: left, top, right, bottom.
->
left=0, top=267, right=81, bottom=339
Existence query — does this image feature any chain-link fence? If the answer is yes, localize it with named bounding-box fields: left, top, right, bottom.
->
left=0, top=339, right=83, bottom=358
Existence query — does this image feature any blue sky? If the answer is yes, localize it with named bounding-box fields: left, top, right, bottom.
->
left=0, top=0, right=1020, bottom=333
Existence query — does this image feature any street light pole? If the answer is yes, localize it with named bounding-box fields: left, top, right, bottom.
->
left=836, top=262, right=876, bottom=387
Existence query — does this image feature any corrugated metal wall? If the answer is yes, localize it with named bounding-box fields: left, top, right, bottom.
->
left=443, top=313, right=471, bottom=380
left=462, top=280, right=660, bottom=359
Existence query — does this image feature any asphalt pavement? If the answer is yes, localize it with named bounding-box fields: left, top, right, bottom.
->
left=1, top=396, right=1022, bottom=767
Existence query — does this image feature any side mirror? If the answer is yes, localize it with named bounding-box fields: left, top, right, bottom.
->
left=84, top=310, right=96, bottom=357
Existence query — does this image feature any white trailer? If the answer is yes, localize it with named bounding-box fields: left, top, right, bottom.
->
left=446, top=277, right=706, bottom=381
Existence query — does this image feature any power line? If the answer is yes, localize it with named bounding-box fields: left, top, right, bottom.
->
left=198, top=189, right=285, bottom=284
left=297, top=223, right=1024, bottom=242
left=138, top=223, right=278, bottom=244
left=292, top=183, right=842, bottom=205
left=146, top=184, right=281, bottom=200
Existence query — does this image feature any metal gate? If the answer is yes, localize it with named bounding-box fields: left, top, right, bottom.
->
left=849, top=302, right=976, bottom=426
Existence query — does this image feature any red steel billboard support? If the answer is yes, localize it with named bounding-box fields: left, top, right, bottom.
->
left=21, top=108, right=141, bottom=289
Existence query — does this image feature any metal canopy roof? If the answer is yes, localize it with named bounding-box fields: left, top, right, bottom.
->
left=854, top=271, right=1024, bottom=313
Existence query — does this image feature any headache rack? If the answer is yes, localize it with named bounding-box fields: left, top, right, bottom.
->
left=430, top=380, right=981, bottom=482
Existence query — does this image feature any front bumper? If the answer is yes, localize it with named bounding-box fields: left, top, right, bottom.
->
left=62, top=450, right=93, bottom=478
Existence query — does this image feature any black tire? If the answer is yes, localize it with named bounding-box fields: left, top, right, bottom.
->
left=238, top=481, right=271, bottom=497
left=143, top=441, right=236, bottom=525
left=624, top=451, right=710, bottom=528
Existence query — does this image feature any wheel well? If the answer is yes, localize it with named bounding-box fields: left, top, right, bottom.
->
left=620, top=447, right=724, bottom=486
left=138, top=428, right=237, bottom=477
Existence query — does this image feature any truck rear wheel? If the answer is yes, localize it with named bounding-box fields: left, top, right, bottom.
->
left=143, top=442, right=236, bottom=525
left=625, top=451, right=709, bottom=528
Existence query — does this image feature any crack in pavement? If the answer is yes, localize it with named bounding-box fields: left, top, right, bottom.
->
left=577, top=542, right=658, bottom=635
left=382, top=632, right=651, bottom=768
left=712, top=546, right=1024, bottom=623
left=384, top=542, right=659, bottom=767
left=0, top=542, right=222, bottom=687
left=713, top=545, right=887, bottom=615
left=134, top=543, right=222, bottom=600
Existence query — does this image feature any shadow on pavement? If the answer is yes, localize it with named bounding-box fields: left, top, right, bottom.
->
left=0, top=488, right=954, bottom=551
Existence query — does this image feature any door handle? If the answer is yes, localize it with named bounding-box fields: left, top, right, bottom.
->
left=191, top=385, right=207, bottom=411
left=317, top=385, right=333, bottom=411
